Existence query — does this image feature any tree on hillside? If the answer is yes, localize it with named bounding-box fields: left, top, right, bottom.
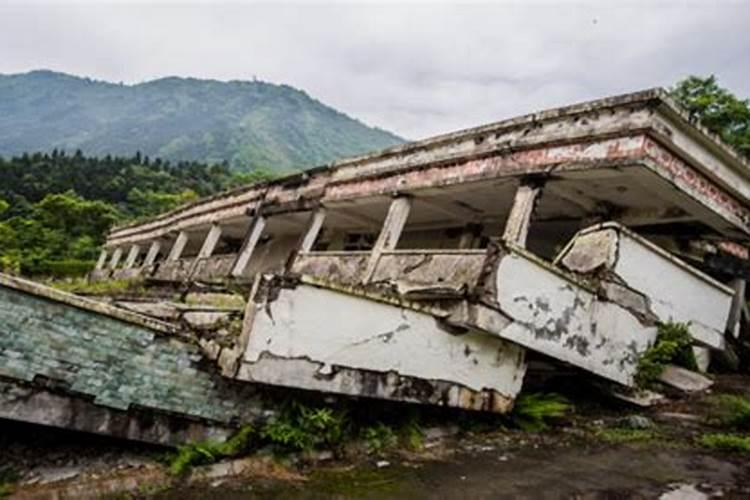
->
left=671, top=76, right=750, bottom=159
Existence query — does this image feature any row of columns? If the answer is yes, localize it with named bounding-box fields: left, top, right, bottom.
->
left=96, top=239, right=164, bottom=272
left=95, top=180, right=543, bottom=278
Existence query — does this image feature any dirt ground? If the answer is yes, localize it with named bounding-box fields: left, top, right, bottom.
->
left=3, top=375, right=750, bottom=499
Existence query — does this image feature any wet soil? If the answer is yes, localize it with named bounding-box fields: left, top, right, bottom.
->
left=4, top=375, right=750, bottom=499
left=159, top=445, right=748, bottom=499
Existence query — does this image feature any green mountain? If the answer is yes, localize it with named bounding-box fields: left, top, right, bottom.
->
left=0, top=70, right=404, bottom=171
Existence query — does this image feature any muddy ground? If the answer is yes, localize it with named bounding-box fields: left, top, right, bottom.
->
left=2, top=375, right=749, bottom=499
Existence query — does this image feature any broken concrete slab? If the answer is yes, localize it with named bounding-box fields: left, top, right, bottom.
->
left=658, top=365, right=713, bottom=392
left=610, top=388, right=667, bottom=407
left=557, top=223, right=734, bottom=350
left=237, top=281, right=527, bottom=413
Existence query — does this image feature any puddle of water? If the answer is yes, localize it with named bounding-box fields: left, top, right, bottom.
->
left=659, top=484, right=708, bottom=500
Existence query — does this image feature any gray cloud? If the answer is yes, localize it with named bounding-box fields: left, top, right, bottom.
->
left=0, top=1, right=748, bottom=140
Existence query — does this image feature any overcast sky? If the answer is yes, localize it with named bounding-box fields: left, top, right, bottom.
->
left=0, top=0, right=748, bottom=140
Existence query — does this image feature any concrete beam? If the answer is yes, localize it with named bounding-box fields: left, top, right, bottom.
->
left=417, top=197, right=482, bottom=222
left=231, top=216, right=267, bottom=278
left=124, top=244, right=141, bottom=269
left=143, top=241, right=162, bottom=267
left=503, top=182, right=543, bottom=247
left=108, top=248, right=123, bottom=270
left=364, top=196, right=412, bottom=283
left=167, top=231, right=188, bottom=262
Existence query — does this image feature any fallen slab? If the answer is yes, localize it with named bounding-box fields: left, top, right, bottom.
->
left=658, top=365, right=714, bottom=392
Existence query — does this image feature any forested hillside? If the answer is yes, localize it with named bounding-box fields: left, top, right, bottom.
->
left=0, top=70, right=404, bottom=172
left=0, top=151, right=271, bottom=276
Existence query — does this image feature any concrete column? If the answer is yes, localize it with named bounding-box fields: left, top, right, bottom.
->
left=167, top=231, right=189, bottom=262
left=95, top=250, right=108, bottom=270
left=123, top=244, right=141, bottom=269
left=364, top=196, right=412, bottom=283
left=143, top=241, right=162, bottom=267
left=231, top=216, right=267, bottom=278
left=197, top=224, right=223, bottom=260
left=726, top=278, right=747, bottom=338
left=108, top=248, right=123, bottom=270
left=458, top=223, right=483, bottom=250
left=502, top=182, right=543, bottom=247
left=299, top=208, right=327, bottom=253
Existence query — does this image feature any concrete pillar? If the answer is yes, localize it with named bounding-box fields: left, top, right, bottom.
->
left=502, top=182, right=543, bottom=248
left=364, top=196, right=412, bottom=283
left=108, top=248, right=123, bottom=270
left=299, top=208, right=327, bottom=253
left=458, top=223, right=482, bottom=250
left=143, top=241, right=162, bottom=267
left=167, top=231, right=189, bottom=262
left=123, top=244, right=141, bottom=269
left=231, top=216, right=267, bottom=278
left=726, top=278, right=747, bottom=338
left=197, top=224, right=223, bottom=260
left=95, top=250, right=108, bottom=270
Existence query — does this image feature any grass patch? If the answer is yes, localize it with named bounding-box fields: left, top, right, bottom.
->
left=595, top=428, right=658, bottom=444
left=708, top=395, right=750, bottom=430
left=699, top=433, right=750, bottom=455
left=635, top=321, right=697, bottom=388
left=511, top=393, right=571, bottom=432
left=48, top=277, right=145, bottom=296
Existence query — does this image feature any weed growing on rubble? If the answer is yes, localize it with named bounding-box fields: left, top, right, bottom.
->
left=261, top=403, right=347, bottom=452
left=635, top=321, right=697, bottom=388
left=699, top=433, right=750, bottom=455
left=362, top=423, right=398, bottom=454
left=708, top=395, right=750, bottom=430
left=511, top=393, right=571, bottom=432
left=168, top=425, right=256, bottom=475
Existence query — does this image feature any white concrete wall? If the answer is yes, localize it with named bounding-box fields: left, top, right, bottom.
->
left=613, top=232, right=732, bottom=349
left=492, top=252, right=657, bottom=386
left=557, top=224, right=734, bottom=350
left=239, top=283, right=527, bottom=409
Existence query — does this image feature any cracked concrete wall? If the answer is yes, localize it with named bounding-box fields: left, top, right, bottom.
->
left=557, top=223, right=734, bottom=349
left=237, top=282, right=527, bottom=413
left=488, top=251, right=657, bottom=386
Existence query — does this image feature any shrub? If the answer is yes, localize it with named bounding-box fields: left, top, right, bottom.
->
left=511, top=393, right=571, bottom=431
left=361, top=423, right=398, bottom=454
left=261, top=403, right=348, bottom=452
left=635, top=321, right=697, bottom=388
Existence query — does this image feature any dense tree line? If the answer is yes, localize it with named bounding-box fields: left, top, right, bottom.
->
left=0, top=150, right=272, bottom=276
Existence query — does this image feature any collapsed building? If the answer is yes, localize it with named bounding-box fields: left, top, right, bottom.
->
left=3, top=89, right=748, bottom=440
